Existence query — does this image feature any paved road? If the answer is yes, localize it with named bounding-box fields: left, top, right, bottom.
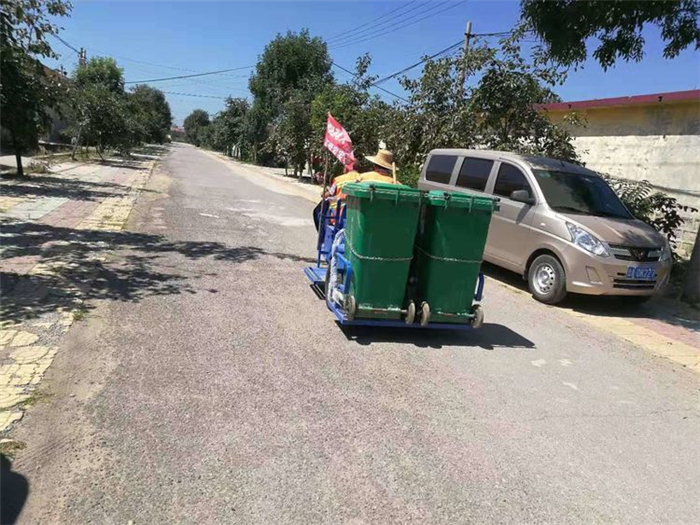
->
left=11, top=144, right=700, bottom=524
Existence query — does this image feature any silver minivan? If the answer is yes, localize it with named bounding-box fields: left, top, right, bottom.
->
left=418, top=149, right=672, bottom=304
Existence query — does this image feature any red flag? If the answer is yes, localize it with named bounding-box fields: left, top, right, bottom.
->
left=323, top=114, right=355, bottom=167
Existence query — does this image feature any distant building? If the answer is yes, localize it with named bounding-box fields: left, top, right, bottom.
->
left=540, top=90, right=700, bottom=255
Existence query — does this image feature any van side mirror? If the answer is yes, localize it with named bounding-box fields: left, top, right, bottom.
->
left=510, top=189, right=535, bottom=205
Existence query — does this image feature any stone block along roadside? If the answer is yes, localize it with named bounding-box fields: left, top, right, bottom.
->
left=0, top=150, right=162, bottom=432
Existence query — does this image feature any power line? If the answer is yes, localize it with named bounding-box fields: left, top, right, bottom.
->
left=331, top=0, right=468, bottom=51
left=330, top=1, right=450, bottom=47
left=331, top=62, right=409, bottom=103
left=327, top=0, right=429, bottom=45
left=125, top=66, right=254, bottom=85
left=325, top=0, right=418, bottom=42
left=52, top=36, right=255, bottom=85
left=371, top=40, right=463, bottom=87
left=368, top=30, right=520, bottom=87
left=53, top=35, right=80, bottom=55
left=160, top=90, right=228, bottom=100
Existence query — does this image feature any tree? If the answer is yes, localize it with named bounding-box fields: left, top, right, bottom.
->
left=183, top=109, right=211, bottom=147
left=310, top=55, right=392, bottom=169
left=0, top=0, right=72, bottom=177
left=469, top=36, right=581, bottom=163
left=209, top=97, right=249, bottom=156
left=128, top=85, right=173, bottom=144
left=69, top=57, right=132, bottom=159
left=248, top=29, right=333, bottom=166
left=520, top=0, right=700, bottom=69
left=384, top=34, right=580, bottom=172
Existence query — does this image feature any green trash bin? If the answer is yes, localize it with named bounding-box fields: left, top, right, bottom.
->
left=343, top=182, right=422, bottom=320
left=414, top=190, right=498, bottom=324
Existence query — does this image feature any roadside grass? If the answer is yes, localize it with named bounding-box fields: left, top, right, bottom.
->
left=18, top=388, right=53, bottom=411
left=72, top=304, right=90, bottom=322
left=0, top=439, right=26, bottom=458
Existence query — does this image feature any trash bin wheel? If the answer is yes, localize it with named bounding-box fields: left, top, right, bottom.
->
left=346, top=295, right=357, bottom=321
left=420, top=302, right=431, bottom=327
left=405, top=301, right=416, bottom=325
left=471, top=304, right=484, bottom=329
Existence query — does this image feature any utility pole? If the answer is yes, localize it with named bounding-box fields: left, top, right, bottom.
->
left=457, top=21, right=472, bottom=100
left=78, top=47, right=87, bottom=66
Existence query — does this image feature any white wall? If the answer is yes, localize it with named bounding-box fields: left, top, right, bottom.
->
left=572, top=134, right=700, bottom=209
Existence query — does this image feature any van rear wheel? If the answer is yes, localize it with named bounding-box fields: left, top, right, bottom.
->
left=528, top=254, right=567, bottom=305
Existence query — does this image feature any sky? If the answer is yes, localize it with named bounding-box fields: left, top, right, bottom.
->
left=46, top=1, right=700, bottom=125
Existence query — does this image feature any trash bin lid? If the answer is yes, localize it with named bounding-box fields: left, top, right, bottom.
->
left=343, top=181, right=422, bottom=202
left=425, top=190, right=498, bottom=211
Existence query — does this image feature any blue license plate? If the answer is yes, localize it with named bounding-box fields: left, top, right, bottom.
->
left=626, top=266, right=656, bottom=280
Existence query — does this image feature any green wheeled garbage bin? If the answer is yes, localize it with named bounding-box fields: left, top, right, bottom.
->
left=343, top=182, right=422, bottom=320
left=414, top=190, right=498, bottom=325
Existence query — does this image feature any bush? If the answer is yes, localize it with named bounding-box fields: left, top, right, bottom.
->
left=398, top=164, right=421, bottom=188
left=602, top=175, right=698, bottom=257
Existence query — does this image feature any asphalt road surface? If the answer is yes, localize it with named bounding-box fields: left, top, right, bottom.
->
left=11, top=144, right=700, bottom=524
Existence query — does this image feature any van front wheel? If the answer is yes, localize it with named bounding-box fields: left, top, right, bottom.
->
left=528, top=254, right=567, bottom=305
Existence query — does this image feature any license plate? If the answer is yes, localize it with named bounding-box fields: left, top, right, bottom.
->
left=626, top=266, right=656, bottom=280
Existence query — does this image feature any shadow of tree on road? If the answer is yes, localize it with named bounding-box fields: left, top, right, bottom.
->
left=0, top=219, right=314, bottom=324
left=0, top=173, right=155, bottom=202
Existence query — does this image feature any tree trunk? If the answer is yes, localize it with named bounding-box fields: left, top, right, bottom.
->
left=71, top=125, right=83, bottom=161
left=681, top=226, right=700, bottom=305
left=14, top=150, right=24, bottom=178
left=10, top=130, right=24, bottom=178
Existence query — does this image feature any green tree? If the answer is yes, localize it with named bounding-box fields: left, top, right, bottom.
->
left=520, top=0, right=700, bottom=69
left=0, top=0, right=72, bottom=177
left=385, top=34, right=580, bottom=172
left=209, top=97, right=249, bottom=156
left=310, top=55, right=393, bottom=174
left=128, top=85, right=173, bottom=144
left=248, top=29, right=333, bottom=166
left=69, top=57, right=132, bottom=159
left=183, top=109, right=211, bottom=147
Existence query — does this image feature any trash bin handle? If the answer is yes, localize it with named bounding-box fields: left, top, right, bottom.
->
left=442, top=192, right=450, bottom=209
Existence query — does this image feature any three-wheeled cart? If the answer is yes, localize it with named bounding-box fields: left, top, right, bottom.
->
left=304, top=182, right=496, bottom=329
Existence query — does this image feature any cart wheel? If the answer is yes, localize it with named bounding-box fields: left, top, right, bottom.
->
left=405, top=301, right=416, bottom=325
left=346, top=295, right=357, bottom=321
left=471, top=304, right=484, bottom=329
left=420, top=302, right=431, bottom=327
left=323, top=263, right=333, bottom=309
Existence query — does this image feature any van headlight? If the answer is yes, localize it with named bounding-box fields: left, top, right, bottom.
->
left=566, top=223, right=610, bottom=257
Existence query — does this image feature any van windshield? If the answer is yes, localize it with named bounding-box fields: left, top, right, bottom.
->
left=533, top=170, right=632, bottom=219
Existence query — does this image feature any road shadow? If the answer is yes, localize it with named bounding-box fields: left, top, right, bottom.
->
left=0, top=454, right=29, bottom=525
left=482, top=262, right=529, bottom=292
left=0, top=173, right=154, bottom=202
left=0, top=219, right=313, bottom=324
left=341, top=323, right=535, bottom=350
left=97, top=159, right=151, bottom=171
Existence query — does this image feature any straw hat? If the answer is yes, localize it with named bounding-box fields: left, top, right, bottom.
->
left=365, top=149, right=394, bottom=171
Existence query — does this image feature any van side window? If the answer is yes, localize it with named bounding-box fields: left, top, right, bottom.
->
left=425, top=155, right=457, bottom=184
left=493, top=163, right=532, bottom=199
left=456, top=157, right=493, bottom=191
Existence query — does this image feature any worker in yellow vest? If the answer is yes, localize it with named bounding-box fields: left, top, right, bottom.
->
left=313, top=149, right=399, bottom=230
left=331, top=148, right=397, bottom=198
